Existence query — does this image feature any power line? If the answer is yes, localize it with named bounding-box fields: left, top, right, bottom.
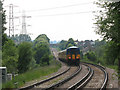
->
left=32, top=11, right=95, bottom=17
left=15, top=2, right=93, bottom=13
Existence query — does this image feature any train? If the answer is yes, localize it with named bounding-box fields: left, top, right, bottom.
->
left=58, top=46, right=80, bottom=66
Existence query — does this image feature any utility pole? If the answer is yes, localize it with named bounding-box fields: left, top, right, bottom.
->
left=6, top=4, right=18, bottom=37
left=18, top=11, right=31, bottom=43
left=9, top=4, right=14, bottom=37
left=20, top=11, right=31, bottom=35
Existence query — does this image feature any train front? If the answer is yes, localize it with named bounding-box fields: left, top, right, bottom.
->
left=66, top=46, right=80, bottom=65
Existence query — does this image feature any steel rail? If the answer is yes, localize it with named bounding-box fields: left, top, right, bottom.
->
left=46, top=65, right=82, bottom=90
left=81, top=62, right=108, bottom=90
left=19, top=66, right=70, bottom=90
left=68, top=64, right=93, bottom=90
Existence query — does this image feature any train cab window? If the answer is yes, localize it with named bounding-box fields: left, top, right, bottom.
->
left=67, top=48, right=80, bottom=55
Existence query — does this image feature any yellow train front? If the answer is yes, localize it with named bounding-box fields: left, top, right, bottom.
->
left=58, top=46, right=80, bottom=66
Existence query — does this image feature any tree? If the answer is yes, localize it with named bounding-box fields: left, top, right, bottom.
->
left=104, top=41, right=118, bottom=65
left=0, top=0, right=8, bottom=47
left=18, top=42, right=33, bottom=73
left=2, top=40, right=18, bottom=73
left=95, top=1, right=120, bottom=80
left=34, top=43, right=50, bottom=64
left=85, top=51, right=97, bottom=62
left=66, top=38, right=76, bottom=48
left=58, top=40, right=67, bottom=50
left=41, top=54, right=50, bottom=65
left=33, top=34, right=51, bottom=65
left=10, top=34, right=31, bottom=44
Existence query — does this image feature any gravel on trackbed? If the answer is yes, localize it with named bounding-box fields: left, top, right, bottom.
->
left=57, top=64, right=88, bottom=89
left=36, top=66, right=77, bottom=88
left=84, top=64, right=105, bottom=89
left=106, top=67, right=118, bottom=89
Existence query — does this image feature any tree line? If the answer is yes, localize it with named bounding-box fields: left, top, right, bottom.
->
left=94, top=1, right=120, bottom=79
left=57, top=38, right=118, bottom=69
left=2, top=34, right=52, bottom=74
left=58, top=38, right=76, bottom=50
left=1, top=1, right=52, bottom=74
left=57, top=1, right=120, bottom=76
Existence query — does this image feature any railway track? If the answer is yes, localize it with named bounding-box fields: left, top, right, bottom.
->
left=19, top=62, right=108, bottom=90
left=43, top=65, right=81, bottom=89
left=82, top=62, right=108, bottom=90
left=19, top=66, right=70, bottom=89
left=19, top=65, right=81, bottom=90
left=67, top=62, right=108, bottom=90
left=19, top=47, right=108, bottom=90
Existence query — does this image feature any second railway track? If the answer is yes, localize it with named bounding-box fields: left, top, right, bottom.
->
left=68, top=62, right=108, bottom=90
left=19, top=62, right=108, bottom=90
left=37, top=65, right=81, bottom=89
left=19, top=65, right=81, bottom=90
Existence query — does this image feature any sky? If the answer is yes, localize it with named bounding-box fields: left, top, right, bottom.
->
left=3, top=0, right=104, bottom=41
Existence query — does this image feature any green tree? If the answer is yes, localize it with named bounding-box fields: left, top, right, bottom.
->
left=104, top=41, right=118, bottom=65
left=95, top=1, right=120, bottom=60
left=34, top=43, right=50, bottom=64
left=18, top=42, right=33, bottom=73
left=41, top=54, right=50, bottom=65
left=66, top=38, right=76, bottom=48
left=85, top=51, right=97, bottom=62
left=94, top=40, right=106, bottom=64
left=33, top=34, right=51, bottom=65
left=10, top=34, right=31, bottom=44
left=58, top=40, right=67, bottom=50
left=0, top=1, right=8, bottom=48
left=95, top=1, right=120, bottom=80
left=2, top=40, right=18, bottom=73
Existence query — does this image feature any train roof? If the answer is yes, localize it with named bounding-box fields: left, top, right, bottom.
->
left=67, top=46, right=79, bottom=49
left=58, top=49, right=66, bottom=53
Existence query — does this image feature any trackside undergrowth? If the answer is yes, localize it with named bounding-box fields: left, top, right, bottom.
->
left=81, top=59, right=118, bottom=71
left=2, top=60, right=61, bottom=88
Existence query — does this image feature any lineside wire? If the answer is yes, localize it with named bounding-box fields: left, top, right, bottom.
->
left=14, top=2, right=94, bottom=13
left=31, top=11, right=95, bottom=17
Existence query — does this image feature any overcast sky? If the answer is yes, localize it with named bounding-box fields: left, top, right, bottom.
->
left=3, top=0, right=104, bottom=41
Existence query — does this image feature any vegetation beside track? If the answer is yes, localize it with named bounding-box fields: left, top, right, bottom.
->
left=81, top=59, right=118, bottom=71
left=2, top=60, right=61, bottom=88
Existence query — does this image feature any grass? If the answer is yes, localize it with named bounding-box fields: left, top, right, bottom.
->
left=81, top=59, right=118, bottom=71
left=104, top=65, right=118, bottom=71
left=2, top=60, right=61, bottom=88
left=81, top=59, right=97, bottom=65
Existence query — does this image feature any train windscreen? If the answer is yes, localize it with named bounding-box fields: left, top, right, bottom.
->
left=67, top=48, right=80, bottom=54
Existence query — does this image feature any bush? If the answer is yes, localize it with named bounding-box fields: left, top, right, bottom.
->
left=18, top=42, right=33, bottom=73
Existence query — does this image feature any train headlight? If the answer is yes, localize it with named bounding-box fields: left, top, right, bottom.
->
left=76, top=56, right=79, bottom=59
left=68, top=57, right=71, bottom=59
left=67, top=55, right=71, bottom=59
left=76, top=54, right=80, bottom=59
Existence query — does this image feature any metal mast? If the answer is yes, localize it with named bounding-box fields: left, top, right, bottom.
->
left=8, top=4, right=18, bottom=37
left=20, top=11, right=31, bottom=35
left=9, top=4, right=14, bottom=37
